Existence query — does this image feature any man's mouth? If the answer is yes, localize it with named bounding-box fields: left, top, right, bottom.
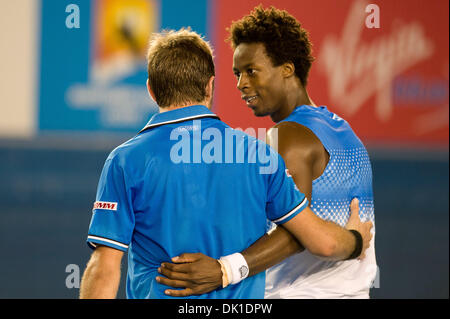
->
left=242, top=95, right=258, bottom=106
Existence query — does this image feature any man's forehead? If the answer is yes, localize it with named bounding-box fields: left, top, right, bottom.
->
left=233, top=43, right=269, bottom=69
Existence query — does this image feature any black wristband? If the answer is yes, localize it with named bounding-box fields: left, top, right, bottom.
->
left=346, top=229, right=363, bottom=260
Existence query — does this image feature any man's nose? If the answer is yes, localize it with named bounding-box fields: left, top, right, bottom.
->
left=237, top=74, right=249, bottom=92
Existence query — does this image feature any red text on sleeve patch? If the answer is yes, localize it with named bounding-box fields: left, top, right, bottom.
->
left=93, top=201, right=118, bottom=211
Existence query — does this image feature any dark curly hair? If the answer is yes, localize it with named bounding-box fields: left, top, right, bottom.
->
left=228, top=5, right=314, bottom=86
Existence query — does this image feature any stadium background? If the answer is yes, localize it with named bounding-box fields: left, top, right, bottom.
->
left=0, top=0, right=448, bottom=298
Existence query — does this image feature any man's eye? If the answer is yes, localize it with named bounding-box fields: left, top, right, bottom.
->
left=247, top=69, right=255, bottom=75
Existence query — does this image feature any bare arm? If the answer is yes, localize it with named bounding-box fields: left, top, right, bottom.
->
left=283, top=204, right=362, bottom=260
left=79, top=245, right=124, bottom=299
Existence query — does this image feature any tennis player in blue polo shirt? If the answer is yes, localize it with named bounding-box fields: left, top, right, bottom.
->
left=79, top=29, right=371, bottom=299
left=86, top=103, right=307, bottom=299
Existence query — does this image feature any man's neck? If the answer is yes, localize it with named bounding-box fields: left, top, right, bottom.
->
left=158, top=101, right=209, bottom=113
left=270, top=83, right=315, bottom=122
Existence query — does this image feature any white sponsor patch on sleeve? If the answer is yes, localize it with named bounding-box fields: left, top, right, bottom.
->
left=93, top=201, right=118, bottom=211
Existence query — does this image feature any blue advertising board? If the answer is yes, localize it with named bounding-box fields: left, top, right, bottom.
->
left=39, top=0, right=211, bottom=133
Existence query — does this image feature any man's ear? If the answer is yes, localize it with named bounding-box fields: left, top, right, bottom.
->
left=205, top=76, right=215, bottom=98
left=147, top=78, right=157, bottom=102
left=204, top=76, right=215, bottom=109
left=281, top=62, right=296, bottom=78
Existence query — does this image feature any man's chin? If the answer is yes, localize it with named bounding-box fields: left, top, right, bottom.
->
left=252, top=108, right=270, bottom=118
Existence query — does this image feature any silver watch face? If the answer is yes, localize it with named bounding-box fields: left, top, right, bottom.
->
left=239, top=265, right=249, bottom=278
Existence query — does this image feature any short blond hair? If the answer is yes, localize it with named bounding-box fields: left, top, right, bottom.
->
left=147, top=28, right=215, bottom=107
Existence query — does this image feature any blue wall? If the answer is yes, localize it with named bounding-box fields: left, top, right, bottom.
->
left=370, top=155, right=449, bottom=298
left=0, top=140, right=448, bottom=298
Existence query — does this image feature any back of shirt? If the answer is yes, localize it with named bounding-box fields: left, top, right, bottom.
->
left=86, top=105, right=307, bottom=299
left=265, top=105, right=377, bottom=299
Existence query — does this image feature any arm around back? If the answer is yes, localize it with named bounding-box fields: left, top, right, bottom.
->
left=281, top=200, right=372, bottom=260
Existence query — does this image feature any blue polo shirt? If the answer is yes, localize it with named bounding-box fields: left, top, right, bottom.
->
left=86, top=105, right=307, bottom=299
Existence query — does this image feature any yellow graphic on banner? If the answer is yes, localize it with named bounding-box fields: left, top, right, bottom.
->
left=92, top=0, right=159, bottom=83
